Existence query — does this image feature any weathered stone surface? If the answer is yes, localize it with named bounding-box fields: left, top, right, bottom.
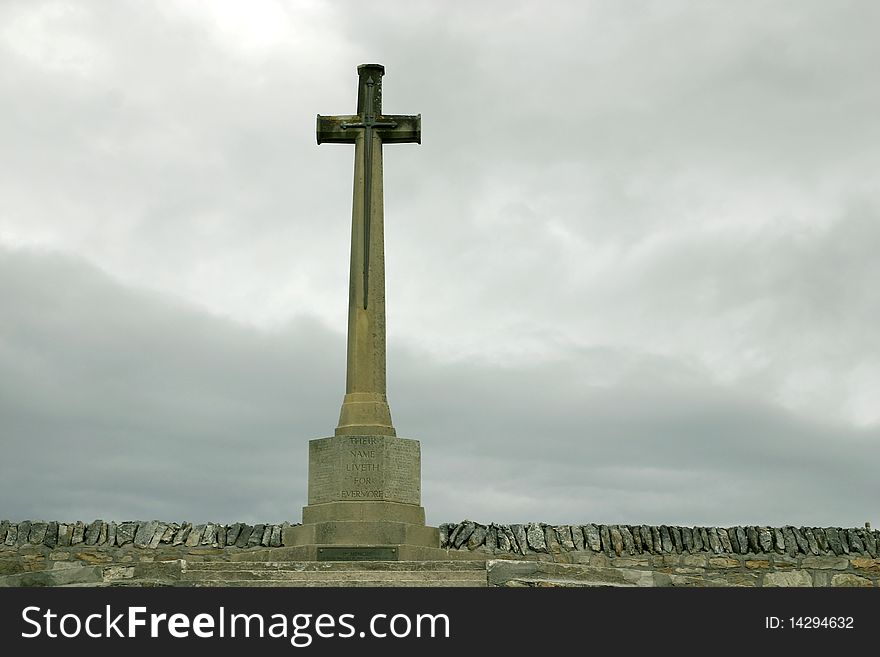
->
left=690, top=527, right=702, bottom=552
left=648, top=526, right=660, bottom=554
left=160, top=524, right=176, bottom=544
left=495, top=526, right=511, bottom=552
left=149, top=523, right=168, bottom=549
left=746, top=527, right=759, bottom=553
left=133, top=521, right=157, bottom=548
left=98, top=522, right=108, bottom=546
left=43, top=521, right=58, bottom=548
left=801, top=556, right=849, bottom=570
left=555, top=526, right=575, bottom=551
left=571, top=526, right=584, bottom=551
left=70, top=521, right=84, bottom=546
left=259, top=525, right=271, bottom=547
left=544, top=525, right=561, bottom=553
left=619, top=526, right=635, bottom=555
left=269, top=525, right=282, bottom=548
left=247, top=524, right=265, bottom=548
left=526, top=523, right=547, bottom=553
left=28, top=522, right=48, bottom=546
left=583, top=525, right=601, bottom=552
left=717, top=528, right=733, bottom=553
left=802, top=528, right=820, bottom=556
left=791, top=527, right=808, bottom=555
left=813, top=527, right=829, bottom=553
left=659, top=526, right=673, bottom=553
left=640, top=526, right=654, bottom=553
left=758, top=527, right=773, bottom=553
left=863, top=529, right=877, bottom=557
left=847, top=529, right=864, bottom=554
left=826, top=528, right=843, bottom=556
left=764, top=570, right=812, bottom=587
left=599, top=525, right=613, bottom=556
left=173, top=524, right=192, bottom=546
left=452, top=521, right=475, bottom=549
left=201, top=524, right=217, bottom=546
left=850, top=558, right=880, bottom=576
left=772, top=528, right=785, bottom=554
left=511, top=525, right=528, bottom=555
left=707, top=528, right=722, bottom=554
left=782, top=527, right=798, bottom=557
left=17, top=521, right=31, bottom=545
left=734, top=527, right=748, bottom=554
left=467, top=525, right=487, bottom=550
left=698, top=527, right=710, bottom=551
left=609, top=526, right=624, bottom=556
left=0, top=521, right=7, bottom=544
left=670, top=527, right=683, bottom=554
left=116, top=522, right=136, bottom=546
left=233, top=525, right=252, bottom=548
left=708, top=557, right=740, bottom=569
left=437, top=524, right=451, bottom=548
left=84, top=520, right=103, bottom=546
left=187, top=524, right=206, bottom=548
left=830, top=573, right=871, bottom=587
left=681, top=527, right=694, bottom=553
left=745, top=558, right=771, bottom=569
left=106, top=522, right=116, bottom=547
left=484, top=525, right=497, bottom=552
left=3, top=524, right=17, bottom=546
left=629, top=526, right=643, bottom=553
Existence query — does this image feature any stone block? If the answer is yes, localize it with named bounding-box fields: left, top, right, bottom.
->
left=763, top=570, right=812, bottom=587
left=830, top=573, right=872, bottom=587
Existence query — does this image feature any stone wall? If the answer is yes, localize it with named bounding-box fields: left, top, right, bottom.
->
left=2, top=519, right=878, bottom=587
left=441, top=521, right=879, bottom=587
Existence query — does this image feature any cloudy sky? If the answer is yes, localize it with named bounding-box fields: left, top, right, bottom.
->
left=1, top=0, right=878, bottom=529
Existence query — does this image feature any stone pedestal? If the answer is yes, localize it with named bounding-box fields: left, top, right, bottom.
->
left=286, top=434, right=440, bottom=557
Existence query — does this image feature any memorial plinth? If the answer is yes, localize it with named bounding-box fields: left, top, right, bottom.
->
left=287, top=64, right=443, bottom=560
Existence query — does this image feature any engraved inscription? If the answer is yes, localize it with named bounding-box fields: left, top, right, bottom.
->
left=341, top=435, right=383, bottom=500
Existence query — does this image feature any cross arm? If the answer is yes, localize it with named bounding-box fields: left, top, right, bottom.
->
left=316, top=114, right=359, bottom=144
left=377, top=114, right=421, bottom=144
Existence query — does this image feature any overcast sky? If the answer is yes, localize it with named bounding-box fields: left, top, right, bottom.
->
left=1, top=0, right=878, bottom=528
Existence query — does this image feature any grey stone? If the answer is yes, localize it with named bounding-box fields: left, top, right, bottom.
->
left=651, top=526, right=663, bottom=553
left=772, top=528, right=786, bottom=554
left=583, top=524, right=602, bottom=552
left=233, top=525, right=252, bottom=548
left=173, top=524, right=192, bottom=546
left=247, top=524, right=265, bottom=548
left=438, top=524, right=451, bottom=548
left=201, top=523, right=217, bottom=546
left=187, top=524, right=206, bottom=547
left=782, top=527, right=798, bottom=557
left=502, top=525, right=519, bottom=553
left=28, top=522, right=48, bottom=545
left=609, top=526, right=624, bottom=556
left=149, top=523, right=168, bottom=549
left=764, top=570, right=812, bottom=587
left=681, top=527, right=694, bottom=553
left=758, top=527, right=773, bottom=553
left=555, top=526, right=575, bottom=551
left=259, top=525, right=271, bottom=547
left=17, top=521, right=31, bottom=545
left=84, top=520, right=103, bottom=546
left=56, top=524, right=71, bottom=547
left=224, top=523, right=241, bottom=547
left=98, top=521, right=108, bottom=546
left=511, top=525, right=528, bottom=555
left=160, top=524, right=177, bottom=544
left=847, top=529, right=864, bottom=554
left=485, top=525, right=497, bottom=552
left=670, top=527, right=683, bottom=553
left=620, top=526, right=637, bottom=555
left=4, top=523, right=17, bottom=546
left=572, top=525, right=585, bottom=551
left=813, top=528, right=829, bottom=553
left=746, top=527, right=759, bottom=553
left=717, top=528, right=733, bottom=553
left=628, top=526, right=642, bottom=553
left=270, top=525, right=282, bottom=548
left=43, top=521, right=58, bottom=548
left=116, top=522, right=136, bottom=546
left=544, top=525, right=560, bottom=553
left=134, top=521, right=158, bottom=548
left=453, top=521, right=475, bottom=549
left=791, top=527, right=809, bottom=555
left=0, top=520, right=7, bottom=544
left=467, top=525, right=488, bottom=550
left=707, top=528, right=722, bottom=554
left=689, top=527, right=702, bottom=552
left=599, top=525, right=613, bottom=555
left=863, top=528, right=877, bottom=557
left=659, top=526, right=673, bottom=553
left=735, top=527, right=748, bottom=554
left=698, top=527, right=710, bottom=551
left=70, top=521, right=84, bottom=546
left=640, top=526, right=654, bottom=553
left=106, top=522, right=116, bottom=547
left=838, top=528, right=850, bottom=554
left=826, top=528, right=843, bottom=556
left=802, top=527, right=820, bottom=556
left=527, top=523, right=547, bottom=552
left=495, top=526, right=511, bottom=552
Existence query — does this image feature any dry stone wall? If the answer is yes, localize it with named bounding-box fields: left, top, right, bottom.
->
left=441, top=521, right=880, bottom=587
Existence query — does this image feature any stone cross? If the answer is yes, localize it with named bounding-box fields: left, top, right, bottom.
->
left=317, top=64, right=420, bottom=437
